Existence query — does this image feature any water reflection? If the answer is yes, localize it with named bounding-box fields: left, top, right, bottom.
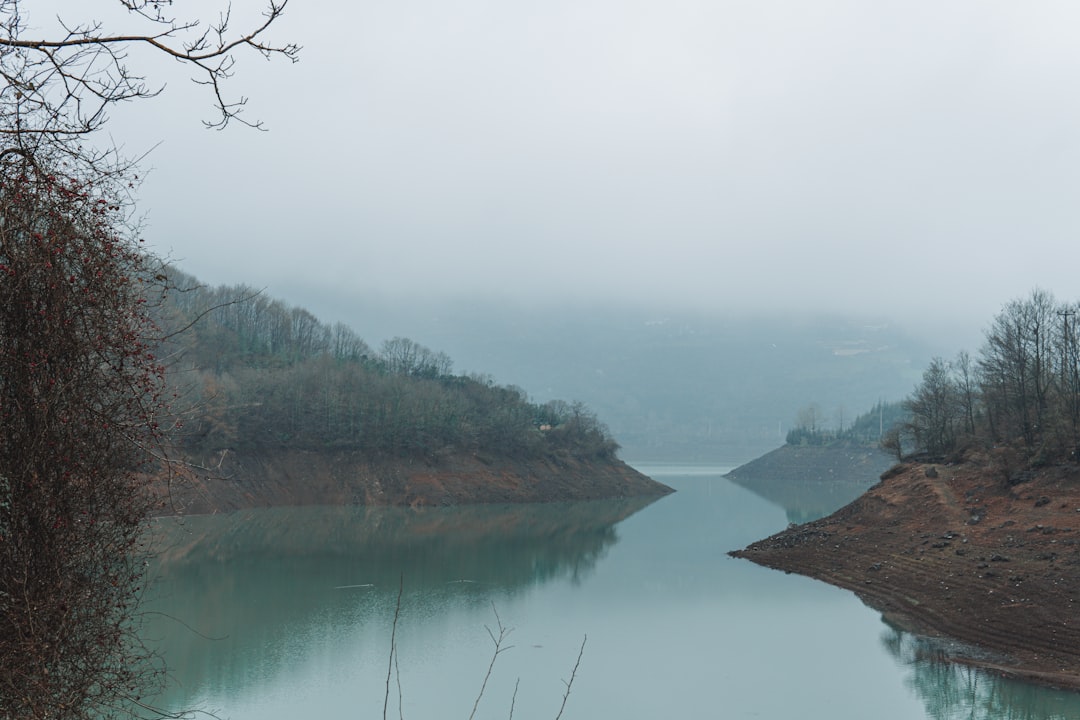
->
left=151, top=498, right=656, bottom=585
left=724, top=448, right=894, bottom=524
left=140, top=472, right=1080, bottom=720
left=881, top=625, right=1080, bottom=720
left=143, top=497, right=659, bottom=711
left=727, top=472, right=875, bottom=524
left=727, top=465, right=1080, bottom=719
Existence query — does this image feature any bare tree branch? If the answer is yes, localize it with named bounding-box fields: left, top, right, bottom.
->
left=0, top=3, right=297, bottom=716
left=384, top=574, right=404, bottom=720
left=0, top=0, right=300, bottom=148
left=553, top=635, right=586, bottom=720
left=469, top=603, right=515, bottom=720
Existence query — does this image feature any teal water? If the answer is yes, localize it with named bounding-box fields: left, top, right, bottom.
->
left=142, top=465, right=1080, bottom=719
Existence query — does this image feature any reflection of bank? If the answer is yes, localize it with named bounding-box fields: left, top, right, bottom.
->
left=148, top=496, right=661, bottom=598
left=880, top=624, right=1080, bottom=720
left=142, top=496, right=660, bottom=707
left=725, top=444, right=894, bottom=523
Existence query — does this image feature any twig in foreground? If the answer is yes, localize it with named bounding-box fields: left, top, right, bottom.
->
left=384, top=574, right=403, bottom=720
left=553, top=635, right=587, bottom=720
left=468, top=603, right=515, bottom=720
left=508, top=677, right=520, bottom=720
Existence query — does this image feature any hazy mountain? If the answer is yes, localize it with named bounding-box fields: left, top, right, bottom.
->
left=283, top=290, right=943, bottom=463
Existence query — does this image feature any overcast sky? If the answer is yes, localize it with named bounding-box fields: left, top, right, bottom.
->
left=40, top=0, right=1080, bottom=341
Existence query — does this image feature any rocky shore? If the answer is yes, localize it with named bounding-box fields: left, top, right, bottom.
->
left=731, top=460, right=1080, bottom=690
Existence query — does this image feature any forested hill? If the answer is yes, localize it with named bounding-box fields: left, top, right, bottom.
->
left=154, top=269, right=668, bottom=510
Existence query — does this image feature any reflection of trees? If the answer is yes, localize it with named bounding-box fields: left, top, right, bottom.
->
left=880, top=624, right=1080, bottom=720
left=150, top=498, right=653, bottom=588
left=142, top=498, right=657, bottom=705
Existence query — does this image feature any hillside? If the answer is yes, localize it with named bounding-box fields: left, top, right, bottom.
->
left=159, top=449, right=666, bottom=514
left=730, top=291, right=1080, bottom=690
left=152, top=270, right=672, bottom=512
left=283, top=292, right=938, bottom=461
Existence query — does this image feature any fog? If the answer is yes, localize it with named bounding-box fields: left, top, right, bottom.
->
left=42, top=0, right=1080, bottom=341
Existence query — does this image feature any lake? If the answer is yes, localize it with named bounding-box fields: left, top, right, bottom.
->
left=143, top=464, right=1080, bottom=719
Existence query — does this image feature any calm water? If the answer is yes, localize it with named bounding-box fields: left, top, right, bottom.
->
left=142, top=464, right=1080, bottom=719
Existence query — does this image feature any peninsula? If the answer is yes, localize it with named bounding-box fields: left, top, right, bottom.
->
left=155, top=268, right=671, bottom=514
left=162, top=448, right=668, bottom=514
left=732, top=457, right=1080, bottom=690
left=735, top=290, right=1080, bottom=690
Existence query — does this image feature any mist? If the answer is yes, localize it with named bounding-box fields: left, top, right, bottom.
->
left=39, top=0, right=1079, bottom=344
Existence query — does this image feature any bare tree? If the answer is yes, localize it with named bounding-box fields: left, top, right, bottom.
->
left=1057, top=302, right=1080, bottom=452
left=980, top=289, right=1059, bottom=450
left=896, top=289, right=1080, bottom=467
left=380, top=336, right=453, bottom=378
left=0, top=2, right=296, bottom=717
left=0, top=0, right=299, bottom=143
left=954, top=350, right=979, bottom=438
left=906, top=357, right=961, bottom=458
left=796, top=403, right=822, bottom=434
left=0, top=160, right=168, bottom=718
left=880, top=426, right=904, bottom=461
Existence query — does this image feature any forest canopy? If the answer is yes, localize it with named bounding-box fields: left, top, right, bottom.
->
left=160, top=268, right=621, bottom=463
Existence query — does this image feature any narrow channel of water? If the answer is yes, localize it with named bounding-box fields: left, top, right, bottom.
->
left=142, top=465, right=1080, bottom=719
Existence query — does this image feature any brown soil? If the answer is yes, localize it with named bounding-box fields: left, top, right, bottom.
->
left=155, top=448, right=672, bottom=515
left=731, top=460, right=1080, bottom=691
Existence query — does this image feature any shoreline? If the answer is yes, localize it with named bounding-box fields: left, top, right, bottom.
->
left=731, top=460, right=1080, bottom=691
left=155, top=448, right=673, bottom=515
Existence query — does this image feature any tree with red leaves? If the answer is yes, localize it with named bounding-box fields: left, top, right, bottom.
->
left=0, top=2, right=296, bottom=717
left=0, top=154, right=168, bottom=718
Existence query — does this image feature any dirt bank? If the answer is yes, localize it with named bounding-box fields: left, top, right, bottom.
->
left=157, top=448, right=672, bottom=515
left=731, top=460, right=1080, bottom=690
